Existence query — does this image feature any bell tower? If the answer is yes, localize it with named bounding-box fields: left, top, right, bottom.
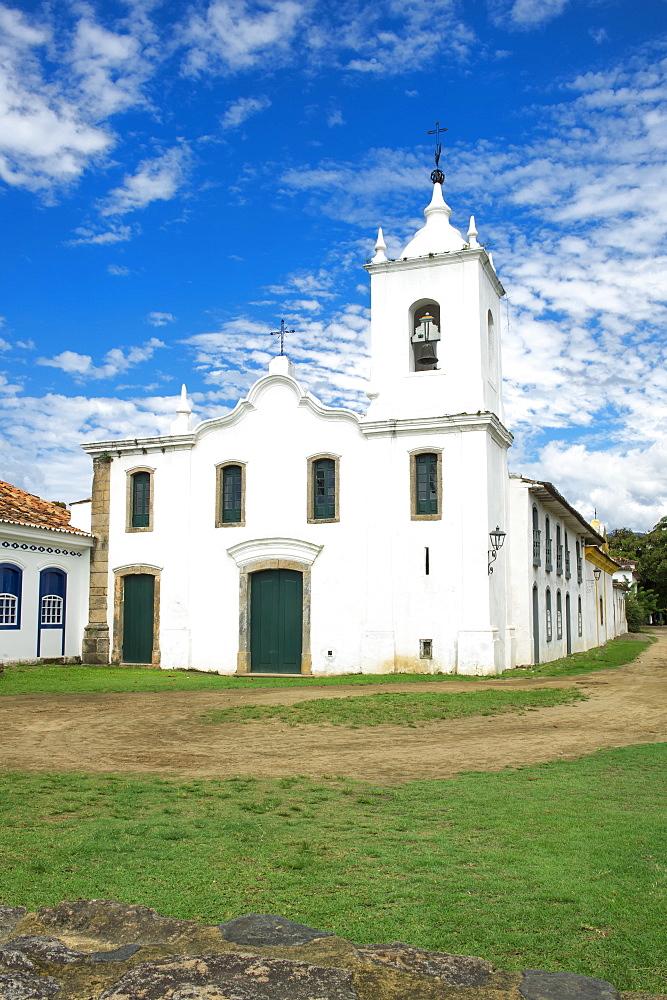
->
left=364, top=173, right=506, bottom=423
left=360, top=153, right=514, bottom=677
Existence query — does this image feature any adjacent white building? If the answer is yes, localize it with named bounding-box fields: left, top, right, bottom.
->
left=79, top=172, right=625, bottom=675
left=0, top=481, right=93, bottom=663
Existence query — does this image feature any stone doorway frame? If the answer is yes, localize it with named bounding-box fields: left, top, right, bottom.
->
left=112, top=563, right=162, bottom=666
left=227, top=538, right=322, bottom=676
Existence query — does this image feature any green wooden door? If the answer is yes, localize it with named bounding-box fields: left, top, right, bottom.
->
left=250, top=569, right=303, bottom=673
left=123, top=574, right=154, bottom=663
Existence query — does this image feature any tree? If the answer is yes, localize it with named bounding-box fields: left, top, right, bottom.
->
left=607, top=527, right=644, bottom=562
left=625, top=585, right=659, bottom=631
left=638, top=517, right=667, bottom=607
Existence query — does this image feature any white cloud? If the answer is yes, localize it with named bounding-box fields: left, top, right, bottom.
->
left=37, top=338, right=166, bottom=380
left=327, top=109, right=344, bottom=127
left=180, top=0, right=304, bottom=74
left=67, top=16, right=153, bottom=118
left=181, top=302, right=370, bottom=409
left=147, top=312, right=176, bottom=326
left=107, top=263, right=131, bottom=276
left=220, top=94, right=271, bottom=129
left=0, top=7, right=112, bottom=192
left=0, top=337, right=11, bottom=351
left=518, top=439, right=667, bottom=532
left=67, top=224, right=133, bottom=245
left=495, top=0, right=571, bottom=29
left=0, top=389, right=187, bottom=502
left=99, top=146, right=190, bottom=216
left=178, top=0, right=478, bottom=79
left=0, top=4, right=160, bottom=195
left=589, top=27, right=609, bottom=44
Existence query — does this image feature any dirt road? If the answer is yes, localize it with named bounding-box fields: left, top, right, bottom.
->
left=1, top=633, right=666, bottom=784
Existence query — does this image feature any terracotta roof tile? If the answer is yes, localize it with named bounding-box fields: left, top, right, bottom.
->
left=0, top=480, right=90, bottom=535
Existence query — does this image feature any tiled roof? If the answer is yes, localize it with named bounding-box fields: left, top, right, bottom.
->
left=0, top=480, right=90, bottom=535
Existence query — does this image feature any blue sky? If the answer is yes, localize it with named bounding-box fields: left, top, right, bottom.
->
left=0, top=0, right=665, bottom=529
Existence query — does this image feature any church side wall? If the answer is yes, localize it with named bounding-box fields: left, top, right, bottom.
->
left=507, top=480, right=532, bottom=666
left=486, top=436, right=511, bottom=672
left=508, top=479, right=614, bottom=667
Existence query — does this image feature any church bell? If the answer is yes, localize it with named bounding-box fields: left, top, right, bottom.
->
left=414, top=341, right=438, bottom=367
left=411, top=311, right=440, bottom=368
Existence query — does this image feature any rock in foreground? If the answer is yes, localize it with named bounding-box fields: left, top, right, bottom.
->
left=0, top=900, right=639, bottom=1000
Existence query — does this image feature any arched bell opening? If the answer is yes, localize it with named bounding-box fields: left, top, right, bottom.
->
left=409, top=301, right=441, bottom=372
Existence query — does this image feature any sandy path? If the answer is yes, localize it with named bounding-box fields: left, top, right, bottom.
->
left=1, top=632, right=666, bottom=784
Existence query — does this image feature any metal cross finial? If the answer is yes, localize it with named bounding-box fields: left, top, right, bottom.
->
left=426, top=121, right=448, bottom=167
left=270, top=319, right=294, bottom=356
left=426, top=120, right=448, bottom=184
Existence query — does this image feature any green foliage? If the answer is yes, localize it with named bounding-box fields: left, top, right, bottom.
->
left=204, top=688, right=586, bottom=728
left=638, top=517, right=667, bottom=606
left=1, top=745, right=666, bottom=991
left=625, top=592, right=645, bottom=632
left=609, top=519, right=667, bottom=609
left=607, top=527, right=644, bottom=561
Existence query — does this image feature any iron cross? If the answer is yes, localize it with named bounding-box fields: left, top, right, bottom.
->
left=270, top=319, right=294, bottom=356
left=427, top=121, right=448, bottom=167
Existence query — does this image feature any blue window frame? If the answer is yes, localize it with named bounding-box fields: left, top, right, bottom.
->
left=39, top=569, right=67, bottom=628
left=0, top=563, right=22, bottom=629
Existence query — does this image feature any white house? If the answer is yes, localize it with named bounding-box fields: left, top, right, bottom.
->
left=79, top=171, right=625, bottom=675
left=0, top=480, right=93, bottom=663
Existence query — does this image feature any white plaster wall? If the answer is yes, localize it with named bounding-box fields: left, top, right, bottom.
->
left=104, top=376, right=370, bottom=674
left=0, top=524, right=92, bottom=662
left=371, top=425, right=510, bottom=676
left=366, top=251, right=504, bottom=421
left=508, top=479, right=597, bottom=667
left=101, top=375, right=514, bottom=676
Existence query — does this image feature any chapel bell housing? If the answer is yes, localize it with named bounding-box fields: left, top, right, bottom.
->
left=78, top=165, right=627, bottom=675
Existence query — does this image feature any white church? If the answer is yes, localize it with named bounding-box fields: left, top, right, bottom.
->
left=72, top=169, right=626, bottom=676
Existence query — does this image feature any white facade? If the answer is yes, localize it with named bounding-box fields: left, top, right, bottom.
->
left=0, top=519, right=92, bottom=663
left=508, top=477, right=624, bottom=666
left=80, top=177, right=625, bottom=675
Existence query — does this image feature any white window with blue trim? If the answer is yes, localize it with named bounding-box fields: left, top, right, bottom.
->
left=37, top=568, right=67, bottom=656
left=0, top=563, right=22, bottom=629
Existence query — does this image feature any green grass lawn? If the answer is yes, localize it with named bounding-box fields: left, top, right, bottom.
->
left=0, top=638, right=651, bottom=695
left=204, top=688, right=587, bottom=728
left=499, top=638, right=654, bottom=678
left=0, top=744, right=665, bottom=991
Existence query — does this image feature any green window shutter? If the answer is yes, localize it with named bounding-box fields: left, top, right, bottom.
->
left=416, top=453, right=438, bottom=515
left=222, top=465, right=242, bottom=523
left=313, top=458, right=335, bottom=519
left=132, top=472, right=150, bottom=527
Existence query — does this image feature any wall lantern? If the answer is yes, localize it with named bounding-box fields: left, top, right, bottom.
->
left=488, top=525, right=507, bottom=575
left=593, top=567, right=602, bottom=581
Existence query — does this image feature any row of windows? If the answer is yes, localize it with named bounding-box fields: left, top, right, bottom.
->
left=128, top=452, right=442, bottom=531
left=532, top=508, right=583, bottom=583
left=0, top=564, right=67, bottom=630
left=544, top=588, right=583, bottom=641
